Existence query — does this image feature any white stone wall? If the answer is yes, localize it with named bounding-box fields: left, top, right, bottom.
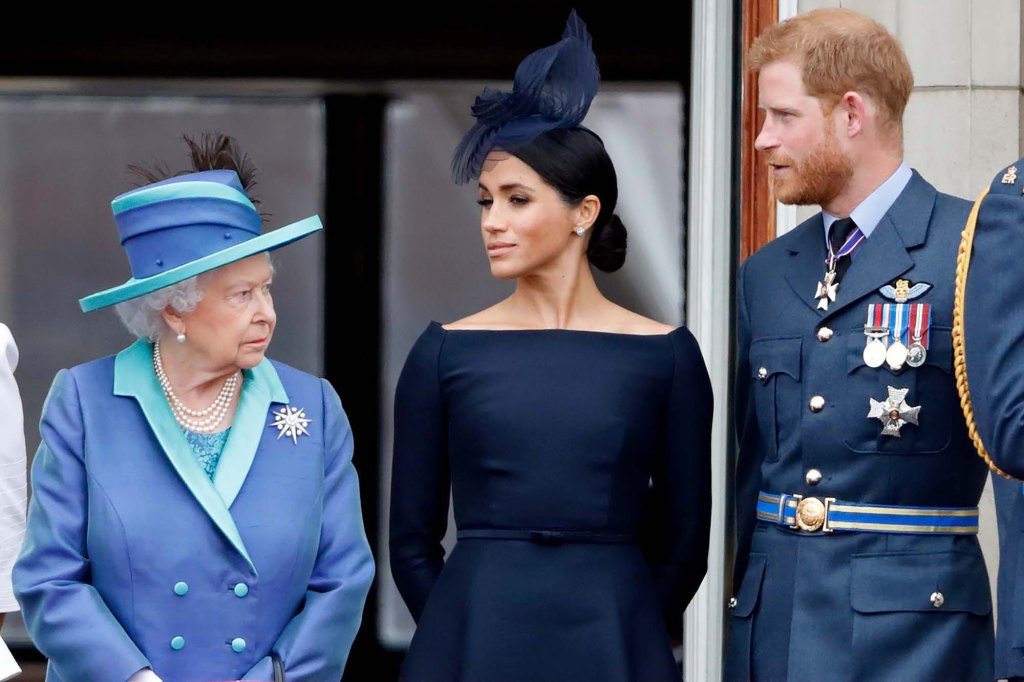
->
left=791, top=0, right=1023, bottom=609
left=795, top=0, right=1022, bottom=210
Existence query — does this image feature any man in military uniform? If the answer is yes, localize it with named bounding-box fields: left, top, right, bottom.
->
left=727, top=8, right=994, bottom=680
left=955, top=158, right=1024, bottom=681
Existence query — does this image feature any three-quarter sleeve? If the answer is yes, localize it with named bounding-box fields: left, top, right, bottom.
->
left=0, top=324, right=26, bottom=612
left=389, top=325, right=451, bottom=622
left=645, top=327, right=713, bottom=622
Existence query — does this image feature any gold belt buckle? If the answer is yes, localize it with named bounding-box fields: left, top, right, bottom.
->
left=792, top=495, right=835, bottom=533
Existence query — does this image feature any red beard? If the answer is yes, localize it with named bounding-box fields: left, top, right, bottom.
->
left=767, top=127, right=854, bottom=207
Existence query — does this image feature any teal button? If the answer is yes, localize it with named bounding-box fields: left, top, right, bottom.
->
left=170, top=636, right=185, bottom=651
left=173, top=582, right=188, bottom=597
left=231, top=637, right=246, bottom=653
left=233, top=583, right=249, bottom=598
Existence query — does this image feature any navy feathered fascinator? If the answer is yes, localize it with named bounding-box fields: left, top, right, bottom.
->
left=451, top=10, right=601, bottom=185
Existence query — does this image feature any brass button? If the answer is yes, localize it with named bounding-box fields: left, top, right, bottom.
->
left=930, top=591, right=945, bottom=608
left=809, top=395, right=826, bottom=412
left=728, top=597, right=738, bottom=609
left=758, top=367, right=768, bottom=380
left=817, top=326, right=834, bottom=342
left=795, top=497, right=827, bottom=531
left=805, top=469, right=823, bottom=486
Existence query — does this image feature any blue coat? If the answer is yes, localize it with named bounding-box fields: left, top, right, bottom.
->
left=13, top=340, right=374, bottom=682
left=959, top=157, right=1024, bottom=679
left=727, top=171, right=994, bottom=681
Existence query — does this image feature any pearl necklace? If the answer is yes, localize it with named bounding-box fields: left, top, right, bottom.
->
left=153, top=340, right=239, bottom=433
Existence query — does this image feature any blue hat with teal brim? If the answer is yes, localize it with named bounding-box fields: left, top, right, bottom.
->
left=79, top=169, right=322, bottom=312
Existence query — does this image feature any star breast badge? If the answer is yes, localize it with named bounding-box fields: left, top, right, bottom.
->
left=270, top=405, right=312, bottom=445
left=867, top=386, right=920, bottom=438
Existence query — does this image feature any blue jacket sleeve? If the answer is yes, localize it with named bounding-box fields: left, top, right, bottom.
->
left=13, top=369, right=150, bottom=682
left=242, top=379, right=374, bottom=681
left=733, top=260, right=764, bottom=589
left=389, top=325, right=450, bottom=622
left=961, top=175, right=1024, bottom=479
left=643, top=327, right=713, bottom=623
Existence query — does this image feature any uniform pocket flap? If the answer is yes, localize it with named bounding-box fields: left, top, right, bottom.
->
left=734, top=552, right=767, bottom=618
left=850, top=550, right=991, bottom=615
left=926, top=326, right=953, bottom=374
left=749, top=337, right=802, bottom=381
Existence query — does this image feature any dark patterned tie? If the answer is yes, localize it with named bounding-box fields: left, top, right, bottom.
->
left=829, top=217, right=858, bottom=284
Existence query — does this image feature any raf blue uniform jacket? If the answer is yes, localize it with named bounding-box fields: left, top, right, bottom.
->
left=960, top=157, right=1024, bottom=679
left=13, top=341, right=375, bottom=682
left=726, top=171, right=994, bottom=681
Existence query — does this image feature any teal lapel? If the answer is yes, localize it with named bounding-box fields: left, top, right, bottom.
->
left=113, top=340, right=259, bottom=573
left=213, top=359, right=288, bottom=509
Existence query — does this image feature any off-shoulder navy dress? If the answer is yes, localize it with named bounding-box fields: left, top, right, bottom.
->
left=390, top=322, right=713, bottom=682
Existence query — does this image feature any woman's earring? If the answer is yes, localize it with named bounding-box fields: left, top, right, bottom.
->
left=176, top=332, right=186, bottom=343
left=574, top=226, right=586, bottom=236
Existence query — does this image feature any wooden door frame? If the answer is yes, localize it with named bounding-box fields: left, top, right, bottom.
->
left=741, top=0, right=779, bottom=260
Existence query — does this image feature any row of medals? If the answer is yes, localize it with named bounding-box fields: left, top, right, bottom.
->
left=814, top=246, right=926, bottom=372
left=862, top=323, right=926, bottom=371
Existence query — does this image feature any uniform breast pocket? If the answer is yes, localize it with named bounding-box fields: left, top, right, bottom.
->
left=843, top=326, right=954, bottom=454
left=749, top=337, right=802, bottom=463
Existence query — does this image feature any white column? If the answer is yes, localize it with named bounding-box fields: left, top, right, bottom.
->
left=684, top=0, right=734, bottom=679
left=776, top=0, right=801, bottom=236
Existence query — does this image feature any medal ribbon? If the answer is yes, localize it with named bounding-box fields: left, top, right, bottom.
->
left=911, top=303, right=931, bottom=348
left=826, top=226, right=867, bottom=268
left=887, top=303, right=910, bottom=346
left=865, top=304, right=887, bottom=360
left=868, top=303, right=884, bottom=329
left=908, top=303, right=917, bottom=345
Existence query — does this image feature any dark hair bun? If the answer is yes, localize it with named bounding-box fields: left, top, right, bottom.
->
left=511, top=128, right=627, bottom=272
left=587, top=214, right=627, bottom=273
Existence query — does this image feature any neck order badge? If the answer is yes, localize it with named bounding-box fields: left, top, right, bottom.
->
left=814, top=220, right=866, bottom=311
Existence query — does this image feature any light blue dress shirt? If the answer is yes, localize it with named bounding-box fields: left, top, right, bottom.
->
left=823, top=162, right=913, bottom=250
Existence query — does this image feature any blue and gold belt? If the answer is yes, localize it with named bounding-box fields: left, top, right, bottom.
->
left=757, top=491, right=979, bottom=535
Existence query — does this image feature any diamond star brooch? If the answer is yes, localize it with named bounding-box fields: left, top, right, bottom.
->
left=270, top=405, right=312, bottom=445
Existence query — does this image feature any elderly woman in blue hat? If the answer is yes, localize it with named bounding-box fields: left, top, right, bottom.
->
left=14, top=135, right=374, bottom=682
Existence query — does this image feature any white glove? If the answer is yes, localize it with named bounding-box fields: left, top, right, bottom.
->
left=127, top=669, right=163, bottom=682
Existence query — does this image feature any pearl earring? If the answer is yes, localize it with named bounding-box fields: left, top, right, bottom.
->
left=176, top=332, right=186, bottom=343
left=574, top=226, right=586, bottom=236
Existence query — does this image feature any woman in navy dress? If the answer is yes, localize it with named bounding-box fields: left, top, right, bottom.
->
left=389, top=12, right=712, bottom=682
